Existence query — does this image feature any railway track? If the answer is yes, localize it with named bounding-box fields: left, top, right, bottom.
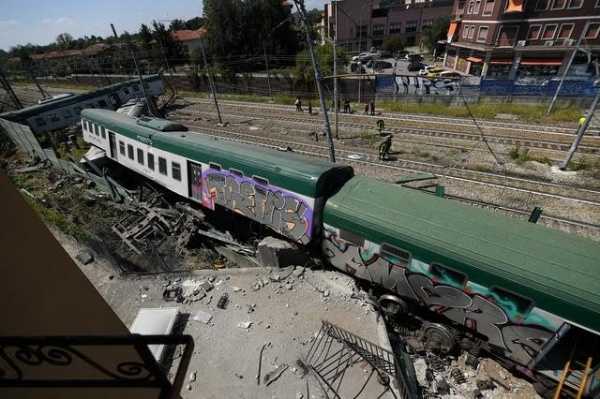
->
left=176, top=123, right=600, bottom=235
left=173, top=108, right=600, bottom=158
left=187, top=98, right=600, bottom=138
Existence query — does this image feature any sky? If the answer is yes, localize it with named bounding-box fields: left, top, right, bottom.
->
left=0, top=0, right=327, bottom=51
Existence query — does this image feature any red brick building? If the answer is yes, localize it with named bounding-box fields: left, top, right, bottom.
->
left=444, top=0, right=600, bottom=78
left=324, top=0, right=453, bottom=52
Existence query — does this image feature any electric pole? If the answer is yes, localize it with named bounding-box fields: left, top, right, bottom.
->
left=0, top=67, right=23, bottom=109
left=111, top=23, right=157, bottom=116
left=560, top=83, right=600, bottom=170
left=263, top=42, right=273, bottom=99
left=293, top=0, right=336, bottom=163
left=547, top=35, right=584, bottom=115
left=200, top=39, right=223, bottom=125
left=333, top=0, right=339, bottom=139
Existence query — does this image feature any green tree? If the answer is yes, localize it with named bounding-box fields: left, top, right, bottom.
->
left=169, top=19, right=187, bottom=31
left=55, top=32, right=74, bottom=49
left=185, top=17, right=205, bottom=30
left=422, top=16, right=450, bottom=53
left=382, top=36, right=404, bottom=55
left=294, top=45, right=348, bottom=90
left=139, top=24, right=153, bottom=49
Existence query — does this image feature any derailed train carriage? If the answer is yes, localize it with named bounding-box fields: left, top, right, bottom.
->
left=0, top=75, right=163, bottom=135
left=80, top=108, right=600, bottom=397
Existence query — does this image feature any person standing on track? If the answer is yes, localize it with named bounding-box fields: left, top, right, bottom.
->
left=295, top=96, right=303, bottom=112
left=369, top=100, right=376, bottom=116
left=308, top=100, right=313, bottom=115
left=378, top=134, right=392, bottom=161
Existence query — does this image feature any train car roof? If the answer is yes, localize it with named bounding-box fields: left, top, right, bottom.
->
left=324, top=176, right=600, bottom=332
left=0, top=75, right=161, bottom=122
left=82, top=109, right=354, bottom=198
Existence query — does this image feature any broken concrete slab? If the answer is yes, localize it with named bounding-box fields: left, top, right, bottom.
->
left=75, top=250, right=94, bottom=265
left=192, top=310, right=213, bottom=324
left=256, top=236, right=308, bottom=269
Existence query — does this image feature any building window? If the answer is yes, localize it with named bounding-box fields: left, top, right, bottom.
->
left=469, top=25, right=476, bottom=39
left=119, top=141, right=125, bottom=156
left=551, top=0, right=567, bottom=9
left=389, top=23, right=402, bottom=34
left=147, top=153, right=155, bottom=170
left=477, top=26, right=489, bottom=42
left=137, top=148, right=144, bottom=165
left=542, top=24, right=558, bottom=40
left=585, top=23, right=600, bottom=39
left=474, top=0, right=481, bottom=14
left=172, top=162, right=181, bottom=181
left=127, top=144, right=134, bottom=160
left=467, top=1, right=475, bottom=13
left=567, top=0, right=583, bottom=7
left=558, top=24, right=574, bottom=39
left=535, top=0, right=549, bottom=9
left=497, top=25, right=519, bottom=46
left=158, top=157, right=167, bottom=175
left=483, top=0, right=494, bottom=15
left=422, top=19, right=433, bottom=29
left=463, top=25, right=470, bottom=39
left=527, top=25, right=542, bottom=40
left=406, top=20, right=418, bottom=33
left=373, top=24, right=385, bottom=36
left=458, top=0, right=466, bottom=10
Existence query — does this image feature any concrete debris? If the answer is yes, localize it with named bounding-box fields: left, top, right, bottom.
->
left=162, top=278, right=212, bottom=304
left=296, top=393, right=303, bottom=399
left=256, top=237, right=308, bottom=268
left=187, top=384, right=193, bottom=391
left=217, top=293, right=229, bottom=309
left=189, top=371, right=197, bottom=382
left=292, top=266, right=305, bottom=278
left=75, top=250, right=94, bottom=265
left=238, top=321, right=253, bottom=329
left=233, top=286, right=242, bottom=292
left=192, top=310, right=213, bottom=324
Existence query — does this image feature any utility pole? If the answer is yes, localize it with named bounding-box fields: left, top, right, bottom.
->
left=293, top=0, right=336, bottom=163
left=560, top=84, right=600, bottom=170
left=333, top=0, right=339, bottom=139
left=263, top=42, right=273, bottom=99
left=0, top=67, right=23, bottom=109
left=358, top=15, right=363, bottom=104
left=547, top=35, right=584, bottom=115
left=26, top=64, right=50, bottom=99
left=200, top=39, right=223, bottom=125
left=111, top=23, right=157, bottom=116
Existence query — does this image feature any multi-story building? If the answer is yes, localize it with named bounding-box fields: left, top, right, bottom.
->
left=444, top=0, right=600, bottom=78
left=324, top=0, right=453, bottom=52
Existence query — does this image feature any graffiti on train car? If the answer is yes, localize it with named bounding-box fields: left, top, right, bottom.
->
left=202, top=169, right=314, bottom=243
left=323, top=226, right=560, bottom=366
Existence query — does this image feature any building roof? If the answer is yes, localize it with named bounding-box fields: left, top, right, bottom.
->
left=323, top=176, right=600, bottom=332
left=170, top=28, right=207, bottom=42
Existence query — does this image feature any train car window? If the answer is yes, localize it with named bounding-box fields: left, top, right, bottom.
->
left=490, top=287, right=534, bottom=316
left=380, top=243, right=411, bottom=267
left=127, top=144, right=134, bottom=160
left=252, top=175, right=269, bottom=186
left=158, top=157, right=168, bottom=175
left=230, top=168, right=244, bottom=177
left=147, top=153, right=155, bottom=170
left=98, top=100, right=108, bottom=107
left=172, top=162, right=182, bottom=181
left=100, top=126, right=106, bottom=139
left=34, top=117, right=46, bottom=127
left=209, top=162, right=222, bottom=171
left=430, top=264, right=467, bottom=288
left=137, top=149, right=144, bottom=165
left=119, top=142, right=125, bottom=156
left=83, top=120, right=89, bottom=131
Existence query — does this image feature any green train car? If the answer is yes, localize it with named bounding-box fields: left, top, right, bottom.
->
left=81, top=109, right=600, bottom=397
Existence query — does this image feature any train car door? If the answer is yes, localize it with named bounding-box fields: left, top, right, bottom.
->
left=108, top=132, right=118, bottom=160
left=188, top=161, right=203, bottom=202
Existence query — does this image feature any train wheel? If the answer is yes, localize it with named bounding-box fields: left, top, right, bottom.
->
left=422, top=323, right=457, bottom=355
left=378, top=294, right=408, bottom=316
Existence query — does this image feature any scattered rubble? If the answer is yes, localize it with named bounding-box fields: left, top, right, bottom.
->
left=192, top=310, right=213, bottom=324
left=75, top=250, right=94, bottom=265
left=256, top=236, right=308, bottom=268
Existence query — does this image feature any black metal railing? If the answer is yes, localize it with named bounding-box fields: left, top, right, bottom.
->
left=0, top=334, right=194, bottom=399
